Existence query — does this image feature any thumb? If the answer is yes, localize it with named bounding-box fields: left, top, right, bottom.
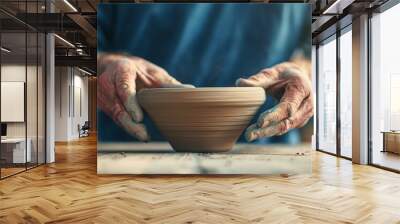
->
left=235, top=77, right=261, bottom=87
left=235, top=68, right=279, bottom=89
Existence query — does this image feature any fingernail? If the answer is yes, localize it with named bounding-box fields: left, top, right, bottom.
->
left=183, top=84, right=195, bottom=88
left=250, top=132, right=257, bottom=142
left=134, top=125, right=149, bottom=142
left=235, top=78, right=245, bottom=86
left=134, top=111, right=143, bottom=122
left=131, top=111, right=138, bottom=121
left=140, top=130, right=150, bottom=141
left=245, top=130, right=256, bottom=142
left=235, top=79, right=241, bottom=86
left=137, top=133, right=149, bottom=142
left=134, top=109, right=145, bottom=122
left=257, top=119, right=265, bottom=128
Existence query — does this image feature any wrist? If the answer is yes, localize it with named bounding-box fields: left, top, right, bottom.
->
left=98, top=53, right=131, bottom=75
left=291, top=58, right=311, bottom=80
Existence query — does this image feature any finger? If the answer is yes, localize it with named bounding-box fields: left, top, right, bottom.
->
left=275, top=97, right=313, bottom=136
left=114, top=60, right=144, bottom=122
left=247, top=96, right=313, bottom=140
left=248, top=116, right=297, bottom=140
left=257, top=80, right=310, bottom=128
left=244, top=123, right=258, bottom=142
left=97, top=72, right=116, bottom=113
left=252, top=119, right=292, bottom=139
left=111, top=101, right=149, bottom=142
left=256, top=103, right=290, bottom=128
left=290, top=96, right=314, bottom=129
left=235, top=68, right=279, bottom=88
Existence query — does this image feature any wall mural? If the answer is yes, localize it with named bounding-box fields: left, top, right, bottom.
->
left=97, top=3, right=312, bottom=174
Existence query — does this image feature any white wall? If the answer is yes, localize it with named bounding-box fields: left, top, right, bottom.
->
left=1, top=65, right=26, bottom=140
left=55, top=67, right=69, bottom=141
left=1, top=65, right=26, bottom=81
left=71, top=72, right=89, bottom=138
left=54, top=67, right=89, bottom=141
left=1, top=65, right=38, bottom=137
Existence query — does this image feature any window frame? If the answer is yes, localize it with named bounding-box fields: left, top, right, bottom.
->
left=315, top=23, right=353, bottom=161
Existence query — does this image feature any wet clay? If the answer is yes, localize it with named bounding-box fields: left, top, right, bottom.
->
left=137, top=87, right=266, bottom=153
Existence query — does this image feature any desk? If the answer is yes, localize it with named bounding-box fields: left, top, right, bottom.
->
left=382, top=131, right=400, bottom=154
left=1, top=138, right=31, bottom=164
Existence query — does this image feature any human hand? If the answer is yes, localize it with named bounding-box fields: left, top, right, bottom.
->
left=97, top=53, right=192, bottom=141
left=236, top=61, right=313, bottom=141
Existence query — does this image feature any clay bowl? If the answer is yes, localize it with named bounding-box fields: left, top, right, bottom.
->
left=137, top=87, right=266, bottom=153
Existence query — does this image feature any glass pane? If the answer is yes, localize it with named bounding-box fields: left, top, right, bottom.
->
left=371, top=5, right=400, bottom=171
left=312, top=45, right=317, bottom=149
left=340, top=29, right=352, bottom=158
left=27, top=31, right=38, bottom=169
left=317, top=37, right=337, bottom=154
left=0, top=1, right=46, bottom=178
left=1, top=31, right=27, bottom=177
left=26, top=0, right=38, bottom=169
left=38, top=33, right=45, bottom=165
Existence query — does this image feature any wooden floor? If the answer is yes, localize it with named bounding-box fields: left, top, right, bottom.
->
left=1, top=135, right=400, bottom=224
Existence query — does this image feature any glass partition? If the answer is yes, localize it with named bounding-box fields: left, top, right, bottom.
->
left=38, top=32, right=45, bottom=165
left=317, top=36, right=337, bottom=154
left=339, top=28, right=352, bottom=158
left=370, top=4, right=400, bottom=171
left=1, top=31, right=28, bottom=177
left=28, top=0, right=38, bottom=170
left=27, top=30, right=38, bottom=169
left=0, top=1, right=46, bottom=179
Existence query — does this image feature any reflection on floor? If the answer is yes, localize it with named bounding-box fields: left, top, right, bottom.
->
left=373, top=150, right=400, bottom=171
left=1, top=135, right=400, bottom=223
left=0, top=162, right=42, bottom=178
left=0, top=167, right=25, bottom=177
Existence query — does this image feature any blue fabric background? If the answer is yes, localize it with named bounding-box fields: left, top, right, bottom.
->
left=97, top=3, right=311, bottom=144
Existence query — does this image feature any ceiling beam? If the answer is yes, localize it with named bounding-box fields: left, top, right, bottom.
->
left=322, top=0, right=356, bottom=14
left=67, top=14, right=97, bottom=47
left=55, top=55, right=96, bottom=71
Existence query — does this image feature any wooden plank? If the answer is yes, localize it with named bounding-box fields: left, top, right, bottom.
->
left=98, top=142, right=310, bottom=155
left=97, top=143, right=311, bottom=174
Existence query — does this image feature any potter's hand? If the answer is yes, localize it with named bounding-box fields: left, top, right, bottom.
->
left=98, top=53, right=190, bottom=141
left=236, top=60, right=313, bottom=141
